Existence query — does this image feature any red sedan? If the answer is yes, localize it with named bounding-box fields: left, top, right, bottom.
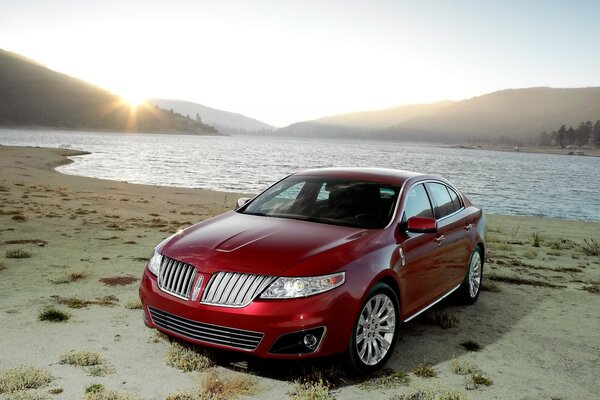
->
left=139, top=168, right=485, bottom=372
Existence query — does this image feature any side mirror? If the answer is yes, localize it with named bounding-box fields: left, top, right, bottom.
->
left=235, top=197, right=250, bottom=210
left=406, top=216, right=437, bottom=234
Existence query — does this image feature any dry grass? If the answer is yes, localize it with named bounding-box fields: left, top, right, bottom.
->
left=464, top=372, right=494, bottom=390
left=481, top=281, right=501, bottom=292
left=358, top=368, right=410, bottom=389
left=581, top=284, right=600, bottom=294
left=523, top=248, right=538, bottom=259
left=450, top=359, right=478, bottom=375
left=86, top=365, right=116, bottom=377
left=165, top=342, right=214, bottom=372
left=423, top=309, right=460, bottom=329
left=166, top=370, right=257, bottom=400
left=83, top=386, right=142, bottom=400
left=488, top=273, right=566, bottom=288
left=99, top=276, right=137, bottom=286
left=488, top=242, right=512, bottom=251
left=532, top=232, right=541, bottom=247
left=54, top=295, right=118, bottom=309
left=578, top=239, right=600, bottom=256
left=38, top=307, right=70, bottom=322
left=124, top=298, right=142, bottom=309
left=4, top=239, right=47, bottom=245
left=11, top=214, right=27, bottom=222
left=390, top=386, right=467, bottom=400
left=288, top=379, right=333, bottom=400
left=0, top=261, right=6, bottom=271
left=59, top=350, right=103, bottom=366
left=0, top=365, right=53, bottom=393
left=68, top=271, right=89, bottom=282
left=0, top=391, right=50, bottom=399
left=5, top=249, right=32, bottom=259
left=412, top=363, right=437, bottom=378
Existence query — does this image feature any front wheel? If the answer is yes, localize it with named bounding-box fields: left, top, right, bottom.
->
left=457, top=246, right=483, bottom=304
left=346, top=282, right=399, bottom=373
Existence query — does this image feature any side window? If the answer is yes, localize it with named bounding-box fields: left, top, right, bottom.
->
left=316, top=182, right=330, bottom=202
left=426, top=182, right=455, bottom=219
left=447, top=186, right=462, bottom=211
left=403, top=184, right=433, bottom=223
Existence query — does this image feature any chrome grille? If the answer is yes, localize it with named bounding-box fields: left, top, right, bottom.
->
left=158, top=256, right=196, bottom=300
left=148, top=306, right=263, bottom=351
left=201, top=272, right=276, bottom=307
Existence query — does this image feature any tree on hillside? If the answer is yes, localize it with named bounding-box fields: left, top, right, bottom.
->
left=557, top=125, right=567, bottom=147
left=575, top=121, right=593, bottom=146
left=538, top=131, right=551, bottom=146
left=566, top=126, right=576, bottom=145
left=593, top=120, right=600, bottom=146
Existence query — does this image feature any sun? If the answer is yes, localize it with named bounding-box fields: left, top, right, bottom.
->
left=121, top=93, right=146, bottom=108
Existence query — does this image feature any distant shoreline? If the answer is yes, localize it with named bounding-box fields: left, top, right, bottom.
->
left=448, top=144, right=600, bottom=158
left=0, top=125, right=224, bottom=136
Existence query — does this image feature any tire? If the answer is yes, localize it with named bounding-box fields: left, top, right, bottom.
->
left=346, top=282, right=399, bottom=374
left=457, top=246, right=483, bottom=304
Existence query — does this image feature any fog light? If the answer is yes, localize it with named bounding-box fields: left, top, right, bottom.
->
left=303, top=333, right=318, bottom=350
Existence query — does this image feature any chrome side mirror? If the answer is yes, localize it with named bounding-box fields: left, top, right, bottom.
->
left=235, top=197, right=250, bottom=210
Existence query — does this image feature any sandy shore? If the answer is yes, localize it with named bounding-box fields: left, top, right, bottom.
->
left=450, top=144, right=600, bottom=158
left=1, top=146, right=599, bottom=400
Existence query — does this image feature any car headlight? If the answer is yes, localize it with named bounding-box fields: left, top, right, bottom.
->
left=260, top=272, right=345, bottom=299
left=148, top=251, right=162, bottom=276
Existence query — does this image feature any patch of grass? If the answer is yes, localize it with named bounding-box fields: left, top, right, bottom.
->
left=459, top=340, right=482, bottom=352
left=59, top=350, right=103, bottom=366
left=123, top=241, right=138, bottom=245
left=11, top=214, right=26, bottom=222
left=288, top=379, right=333, bottom=400
left=48, top=387, right=63, bottom=394
left=0, top=365, right=53, bottom=393
left=358, top=368, right=409, bottom=389
left=465, top=372, right=493, bottom=390
left=149, top=331, right=169, bottom=343
left=581, top=284, right=600, bottom=294
left=55, top=297, right=89, bottom=309
left=94, top=295, right=119, bottom=307
left=124, top=298, right=142, bottom=309
left=0, top=261, right=6, bottom=271
left=85, top=384, right=105, bottom=394
left=532, top=232, right=541, bottom=247
left=579, top=239, right=600, bottom=256
left=488, top=242, right=512, bottom=251
left=165, top=342, right=214, bottom=372
left=424, top=309, right=460, bottom=329
left=524, top=248, right=538, bottom=259
left=83, top=387, right=142, bottom=400
left=0, top=391, right=49, bottom=399
left=488, top=273, right=566, bottom=288
left=99, top=276, right=137, bottom=286
left=481, top=281, right=501, bottom=292
left=391, top=386, right=467, bottom=400
left=166, top=369, right=257, bottom=400
left=6, top=248, right=31, bottom=259
left=547, top=249, right=561, bottom=256
left=86, top=365, right=116, bottom=377
left=412, top=362, right=437, bottom=378
left=68, top=271, right=89, bottom=282
left=5, top=239, right=47, bottom=245
left=450, top=359, right=478, bottom=375
left=38, top=307, right=70, bottom=322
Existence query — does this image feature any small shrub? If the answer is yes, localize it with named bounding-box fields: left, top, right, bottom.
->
left=68, top=271, right=89, bottom=282
left=124, top=298, right=142, bottom=309
left=465, top=372, right=493, bottom=390
left=11, top=214, right=26, bottom=222
left=6, top=249, right=31, bottom=259
left=85, top=384, right=105, bottom=394
left=579, top=239, right=600, bottom=256
left=83, top=387, right=142, bottom=400
left=481, top=281, right=501, bottom=292
left=288, top=379, right=333, bottom=400
left=0, top=365, right=53, bottom=393
left=166, top=370, right=256, bottom=400
left=412, top=362, right=437, bottom=378
left=165, top=342, right=214, bottom=372
left=86, top=365, right=116, bottom=377
left=55, top=297, right=89, bottom=309
left=60, top=350, right=103, bottom=366
left=450, top=359, right=478, bottom=375
left=358, top=368, right=409, bottom=389
left=99, top=276, right=137, bottom=286
left=391, top=386, right=467, bottom=400
left=532, top=232, right=540, bottom=247
left=459, top=340, right=482, bottom=352
left=38, top=307, right=70, bottom=322
left=48, top=388, right=63, bottom=394
left=524, top=248, right=538, bottom=259
left=94, top=295, right=119, bottom=307
left=582, top=284, right=600, bottom=294
left=0, top=261, right=6, bottom=271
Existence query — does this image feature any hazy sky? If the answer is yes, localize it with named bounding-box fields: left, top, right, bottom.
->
left=2, top=0, right=599, bottom=127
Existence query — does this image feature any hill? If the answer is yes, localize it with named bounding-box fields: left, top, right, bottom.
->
left=0, top=50, right=219, bottom=135
left=277, top=87, right=600, bottom=143
left=149, top=99, right=274, bottom=134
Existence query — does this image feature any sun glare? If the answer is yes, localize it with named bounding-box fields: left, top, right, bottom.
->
left=122, top=93, right=146, bottom=108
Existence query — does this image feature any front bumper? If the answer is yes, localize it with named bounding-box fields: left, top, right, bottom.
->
left=139, top=267, right=354, bottom=359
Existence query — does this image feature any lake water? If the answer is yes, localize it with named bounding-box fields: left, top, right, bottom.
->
left=1, top=129, right=599, bottom=222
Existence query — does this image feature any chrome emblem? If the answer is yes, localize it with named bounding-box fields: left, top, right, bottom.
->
left=190, top=275, right=204, bottom=301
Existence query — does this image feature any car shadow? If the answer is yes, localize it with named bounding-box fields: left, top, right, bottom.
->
left=188, top=284, right=540, bottom=388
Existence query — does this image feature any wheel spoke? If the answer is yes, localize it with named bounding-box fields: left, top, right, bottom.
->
left=355, top=293, right=397, bottom=366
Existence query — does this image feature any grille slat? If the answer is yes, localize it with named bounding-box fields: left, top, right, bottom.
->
left=158, top=256, right=196, bottom=300
left=201, top=272, right=276, bottom=307
left=148, top=306, right=263, bottom=351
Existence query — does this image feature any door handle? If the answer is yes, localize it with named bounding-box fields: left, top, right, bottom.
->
left=434, top=235, right=446, bottom=245
left=464, top=223, right=473, bottom=231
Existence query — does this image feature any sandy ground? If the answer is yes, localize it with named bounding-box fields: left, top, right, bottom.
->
left=450, top=144, right=600, bottom=158
left=0, top=145, right=599, bottom=400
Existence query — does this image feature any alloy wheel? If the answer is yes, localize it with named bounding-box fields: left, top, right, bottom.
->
left=469, top=251, right=482, bottom=298
left=355, top=293, right=396, bottom=366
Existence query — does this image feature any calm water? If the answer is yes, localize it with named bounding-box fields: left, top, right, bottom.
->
left=2, top=129, right=600, bottom=222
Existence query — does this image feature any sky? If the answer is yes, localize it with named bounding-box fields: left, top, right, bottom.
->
left=1, top=0, right=600, bottom=127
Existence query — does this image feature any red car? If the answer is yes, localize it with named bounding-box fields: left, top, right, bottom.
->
left=139, top=168, right=485, bottom=372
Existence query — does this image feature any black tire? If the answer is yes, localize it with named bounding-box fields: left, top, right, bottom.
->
left=346, top=282, right=400, bottom=374
left=457, top=246, right=483, bottom=304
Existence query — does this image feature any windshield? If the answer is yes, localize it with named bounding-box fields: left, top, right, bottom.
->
left=240, top=176, right=401, bottom=229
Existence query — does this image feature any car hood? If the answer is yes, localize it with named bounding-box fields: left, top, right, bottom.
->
left=158, top=211, right=376, bottom=276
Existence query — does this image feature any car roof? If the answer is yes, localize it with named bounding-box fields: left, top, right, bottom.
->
left=293, top=167, right=426, bottom=185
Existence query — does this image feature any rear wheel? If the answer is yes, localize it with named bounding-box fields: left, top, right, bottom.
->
left=457, top=247, right=483, bottom=304
left=346, top=282, right=399, bottom=373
